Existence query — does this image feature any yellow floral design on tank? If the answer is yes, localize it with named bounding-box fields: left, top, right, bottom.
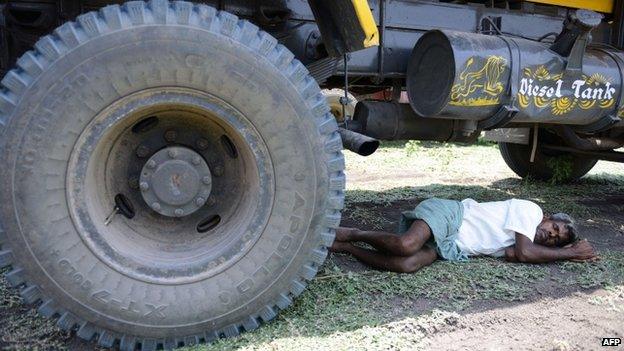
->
left=518, top=66, right=617, bottom=115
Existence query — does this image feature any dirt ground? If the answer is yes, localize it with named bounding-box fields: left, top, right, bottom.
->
left=332, top=142, right=624, bottom=351
left=1, top=141, right=623, bottom=350
left=338, top=202, right=624, bottom=351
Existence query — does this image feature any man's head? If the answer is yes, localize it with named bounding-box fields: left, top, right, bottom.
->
left=534, top=213, right=578, bottom=247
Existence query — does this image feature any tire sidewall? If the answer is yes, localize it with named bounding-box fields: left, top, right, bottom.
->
left=0, top=23, right=329, bottom=337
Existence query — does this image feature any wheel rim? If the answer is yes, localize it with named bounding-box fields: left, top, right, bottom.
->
left=67, top=88, right=275, bottom=285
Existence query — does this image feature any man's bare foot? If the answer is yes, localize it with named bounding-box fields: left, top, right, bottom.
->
left=335, top=227, right=358, bottom=242
left=329, top=240, right=353, bottom=253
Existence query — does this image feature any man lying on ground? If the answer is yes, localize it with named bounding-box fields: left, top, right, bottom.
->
left=330, top=198, right=598, bottom=273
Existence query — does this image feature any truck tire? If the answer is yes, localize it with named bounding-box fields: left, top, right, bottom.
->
left=0, top=1, right=344, bottom=349
left=499, top=141, right=597, bottom=182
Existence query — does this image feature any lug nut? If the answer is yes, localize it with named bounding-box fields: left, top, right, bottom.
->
left=164, top=130, right=177, bottom=142
left=146, top=160, right=157, bottom=169
left=136, top=145, right=150, bottom=158
left=175, top=208, right=184, bottom=217
left=202, top=176, right=211, bottom=185
left=140, top=182, right=150, bottom=191
left=192, top=156, right=202, bottom=166
left=195, top=197, right=205, bottom=206
left=196, top=138, right=209, bottom=150
left=151, top=202, right=161, bottom=211
left=168, top=149, right=177, bottom=158
left=213, top=165, right=224, bottom=177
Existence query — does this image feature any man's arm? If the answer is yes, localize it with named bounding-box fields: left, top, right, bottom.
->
left=506, top=233, right=597, bottom=263
left=504, top=246, right=518, bottom=262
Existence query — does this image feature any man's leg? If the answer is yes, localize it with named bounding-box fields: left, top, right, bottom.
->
left=335, top=220, right=432, bottom=256
left=331, top=241, right=438, bottom=273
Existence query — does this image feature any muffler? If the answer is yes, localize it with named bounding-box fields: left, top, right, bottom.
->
left=347, top=101, right=478, bottom=143
left=406, top=10, right=624, bottom=131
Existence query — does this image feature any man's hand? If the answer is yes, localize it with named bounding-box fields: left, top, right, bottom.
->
left=567, top=239, right=598, bottom=262
left=513, top=233, right=598, bottom=264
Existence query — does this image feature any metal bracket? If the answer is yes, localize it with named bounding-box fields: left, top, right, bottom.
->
left=565, top=31, right=590, bottom=72
left=341, top=53, right=350, bottom=127
left=478, top=105, right=519, bottom=130
left=374, top=0, right=386, bottom=84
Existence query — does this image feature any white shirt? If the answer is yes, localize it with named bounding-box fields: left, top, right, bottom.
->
left=455, top=198, right=543, bottom=257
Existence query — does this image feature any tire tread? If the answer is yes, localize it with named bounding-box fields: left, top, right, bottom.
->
left=0, top=1, right=345, bottom=348
left=6, top=267, right=25, bottom=286
left=0, top=249, right=12, bottom=267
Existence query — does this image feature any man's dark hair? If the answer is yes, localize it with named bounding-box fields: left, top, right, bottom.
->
left=549, top=213, right=578, bottom=246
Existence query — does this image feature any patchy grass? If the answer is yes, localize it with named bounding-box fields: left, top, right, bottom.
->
left=1, top=310, right=70, bottom=351
left=182, top=142, right=624, bottom=351
left=344, top=141, right=513, bottom=191
left=545, top=154, right=574, bottom=184
left=345, top=207, right=388, bottom=231
left=345, top=141, right=624, bottom=218
left=185, top=250, right=624, bottom=351
left=188, top=257, right=548, bottom=350
left=344, top=176, right=624, bottom=219
left=0, top=268, right=70, bottom=350
left=557, top=251, right=624, bottom=288
left=0, top=268, right=21, bottom=310
left=186, top=310, right=462, bottom=351
left=2, top=141, right=624, bottom=350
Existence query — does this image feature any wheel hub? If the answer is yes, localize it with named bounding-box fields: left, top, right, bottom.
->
left=67, top=89, right=273, bottom=284
left=140, top=146, right=212, bottom=217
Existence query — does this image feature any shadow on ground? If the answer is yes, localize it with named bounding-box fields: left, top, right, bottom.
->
left=1, top=178, right=623, bottom=350
left=194, top=178, right=624, bottom=350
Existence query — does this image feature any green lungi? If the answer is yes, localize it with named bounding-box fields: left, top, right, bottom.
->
left=398, top=198, right=468, bottom=261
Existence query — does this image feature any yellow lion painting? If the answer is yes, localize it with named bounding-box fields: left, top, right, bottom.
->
left=450, top=56, right=507, bottom=105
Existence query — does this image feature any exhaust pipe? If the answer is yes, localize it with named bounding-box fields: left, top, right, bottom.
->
left=350, top=101, right=479, bottom=143
left=338, top=128, right=380, bottom=156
